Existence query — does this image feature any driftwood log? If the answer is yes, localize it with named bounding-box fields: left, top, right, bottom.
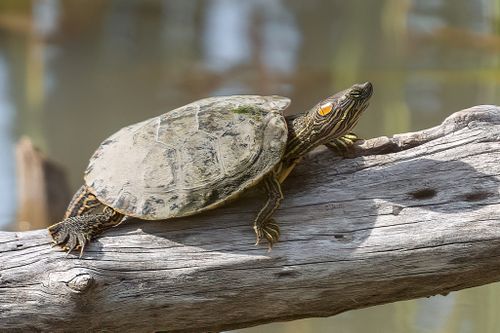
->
left=1, top=105, right=500, bottom=332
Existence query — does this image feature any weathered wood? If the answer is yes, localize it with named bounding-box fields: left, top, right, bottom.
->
left=1, top=105, right=500, bottom=333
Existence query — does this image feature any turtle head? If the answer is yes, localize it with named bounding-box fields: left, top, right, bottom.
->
left=283, top=82, right=372, bottom=161
left=311, top=82, right=373, bottom=141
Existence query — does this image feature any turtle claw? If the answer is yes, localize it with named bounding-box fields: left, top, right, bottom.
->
left=64, top=234, right=78, bottom=255
left=49, top=209, right=123, bottom=257
left=48, top=217, right=91, bottom=257
left=326, top=132, right=361, bottom=157
left=254, top=219, right=280, bottom=250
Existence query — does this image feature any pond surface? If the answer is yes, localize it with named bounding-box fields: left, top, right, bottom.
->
left=1, top=1, right=500, bottom=332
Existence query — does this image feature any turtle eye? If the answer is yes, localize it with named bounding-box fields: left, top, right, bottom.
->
left=350, top=88, right=362, bottom=98
left=318, top=102, right=333, bottom=116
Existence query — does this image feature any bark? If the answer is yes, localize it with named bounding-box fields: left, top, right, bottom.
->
left=1, top=105, right=500, bottom=333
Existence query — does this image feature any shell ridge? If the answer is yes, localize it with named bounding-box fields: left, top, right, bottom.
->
left=194, top=103, right=201, bottom=131
left=154, top=116, right=162, bottom=144
left=152, top=115, right=181, bottom=193
left=215, top=136, right=228, bottom=176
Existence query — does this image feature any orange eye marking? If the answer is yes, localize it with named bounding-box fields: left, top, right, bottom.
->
left=318, top=102, right=333, bottom=116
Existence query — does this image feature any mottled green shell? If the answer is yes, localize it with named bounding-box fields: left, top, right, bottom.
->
left=84, top=95, right=290, bottom=219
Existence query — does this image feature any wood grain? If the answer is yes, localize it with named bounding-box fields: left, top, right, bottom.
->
left=1, top=105, right=499, bottom=332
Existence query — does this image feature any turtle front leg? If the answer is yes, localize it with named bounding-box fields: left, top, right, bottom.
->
left=325, top=132, right=360, bottom=157
left=254, top=173, right=283, bottom=249
left=49, top=208, right=124, bottom=256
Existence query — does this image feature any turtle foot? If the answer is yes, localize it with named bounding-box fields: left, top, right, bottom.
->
left=48, top=216, right=96, bottom=257
left=48, top=211, right=117, bottom=257
left=326, top=132, right=361, bottom=157
left=254, top=218, right=280, bottom=250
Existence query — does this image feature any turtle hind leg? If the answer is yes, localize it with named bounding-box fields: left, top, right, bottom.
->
left=49, top=209, right=124, bottom=257
left=64, top=185, right=103, bottom=219
left=253, top=173, right=283, bottom=250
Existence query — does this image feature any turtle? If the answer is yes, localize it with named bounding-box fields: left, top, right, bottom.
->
left=49, top=82, right=373, bottom=255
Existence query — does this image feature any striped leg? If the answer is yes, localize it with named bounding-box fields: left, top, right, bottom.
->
left=254, top=173, right=283, bottom=249
left=325, top=132, right=360, bottom=157
left=64, top=185, right=103, bottom=218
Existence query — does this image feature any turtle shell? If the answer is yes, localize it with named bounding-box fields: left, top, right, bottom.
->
left=84, top=95, right=290, bottom=219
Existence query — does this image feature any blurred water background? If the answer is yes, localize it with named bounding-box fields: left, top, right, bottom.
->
left=1, top=1, right=500, bottom=332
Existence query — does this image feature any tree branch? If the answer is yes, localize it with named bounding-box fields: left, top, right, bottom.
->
left=1, top=105, right=500, bottom=332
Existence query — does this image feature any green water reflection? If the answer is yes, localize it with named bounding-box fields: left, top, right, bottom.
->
left=1, top=1, right=500, bottom=332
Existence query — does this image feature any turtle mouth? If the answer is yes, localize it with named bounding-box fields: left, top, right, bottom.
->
left=348, top=82, right=372, bottom=116
left=361, top=98, right=370, bottom=110
left=341, top=86, right=371, bottom=132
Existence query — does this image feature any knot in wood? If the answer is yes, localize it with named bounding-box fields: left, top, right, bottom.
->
left=67, top=273, right=94, bottom=293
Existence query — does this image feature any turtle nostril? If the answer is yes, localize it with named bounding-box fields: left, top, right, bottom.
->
left=361, top=82, right=373, bottom=97
left=350, top=82, right=373, bottom=99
